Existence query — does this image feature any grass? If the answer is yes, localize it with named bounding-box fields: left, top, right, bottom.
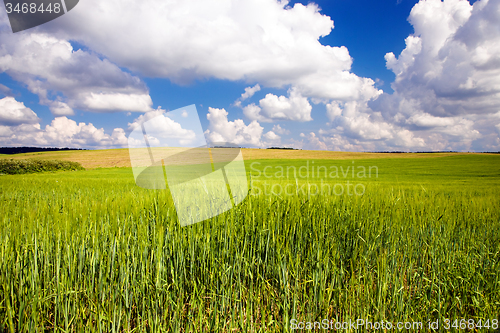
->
left=0, top=152, right=499, bottom=332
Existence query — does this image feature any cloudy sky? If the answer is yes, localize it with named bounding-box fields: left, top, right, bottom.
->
left=0, top=0, right=499, bottom=151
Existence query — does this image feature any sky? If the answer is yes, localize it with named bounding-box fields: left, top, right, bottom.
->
left=0, top=0, right=499, bottom=152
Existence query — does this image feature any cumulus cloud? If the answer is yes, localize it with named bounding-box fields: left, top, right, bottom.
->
left=263, top=130, right=281, bottom=146
left=0, top=125, right=13, bottom=137
left=405, top=112, right=455, bottom=128
left=44, top=0, right=381, bottom=102
left=385, top=36, right=422, bottom=78
left=0, top=33, right=153, bottom=114
left=244, top=87, right=313, bottom=122
left=288, top=131, right=358, bottom=151
left=272, top=124, right=290, bottom=135
left=241, top=84, right=261, bottom=101
left=205, top=107, right=264, bottom=147
left=235, top=84, right=261, bottom=107
left=326, top=101, right=389, bottom=140
left=49, top=101, right=74, bottom=116
left=319, top=99, right=429, bottom=151
left=382, top=0, right=500, bottom=116
left=0, top=103, right=185, bottom=148
left=2, top=0, right=499, bottom=152
left=350, top=0, right=500, bottom=151
left=0, top=0, right=383, bottom=149
left=326, top=101, right=345, bottom=121
left=127, top=109, right=197, bottom=146
left=297, top=127, right=427, bottom=152
left=82, top=93, right=153, bottom=112
left=0, top=116, right=128, bottom=148
left=41, top=117, right=126, bottom=146
left=317, top=132, right=364, bottom=151
left=263, top=131, right=280, bottom=141
left=303, top=132, right=327, bottom=150
left=127, top=108, right=166, bottom=132
left=0, top=97, right=40, bottom=126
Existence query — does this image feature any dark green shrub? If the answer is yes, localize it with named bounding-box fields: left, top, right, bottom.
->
left=0, top=159, right=85, bottom=175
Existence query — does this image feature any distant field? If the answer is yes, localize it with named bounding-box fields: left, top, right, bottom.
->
left=0, top=149, right=133, bottom=169
left=0, top=147, right=493, bottom=169
left=0, top=151, right=499, bottom=332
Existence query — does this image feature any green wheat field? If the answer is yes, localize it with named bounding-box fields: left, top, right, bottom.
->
left=0, top=151, right=499, bottom=332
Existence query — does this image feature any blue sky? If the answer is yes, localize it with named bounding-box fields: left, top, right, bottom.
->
left=0, top=0, right=499, bottom=151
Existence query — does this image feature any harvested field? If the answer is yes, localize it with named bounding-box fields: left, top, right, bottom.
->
left=0, top=148, right=488, bottom=169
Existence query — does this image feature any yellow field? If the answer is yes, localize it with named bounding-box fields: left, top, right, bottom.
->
left=0, top=148, right=487, bottom=169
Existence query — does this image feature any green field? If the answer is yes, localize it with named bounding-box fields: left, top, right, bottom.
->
left=0, top=153, right=499, bottom=332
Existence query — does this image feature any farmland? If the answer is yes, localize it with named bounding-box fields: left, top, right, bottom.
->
left=0, top=151, right=499, bottom=332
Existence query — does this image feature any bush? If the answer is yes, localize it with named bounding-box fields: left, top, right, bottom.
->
left=0, top=159, right=85, bottom=175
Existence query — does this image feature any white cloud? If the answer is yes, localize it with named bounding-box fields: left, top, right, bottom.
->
left=326, top=101, right=343, bottom=121
left=405, top=113, right=455, bottom=128
left=263, top=131, right=280, bottom=141
left=83, top=93, right=152, bottom=112
left=326, top=101, right=392, bottom=141
left=337, top=115, right=393, bottom=141
left=142, top=116, right=195, bottom=145
left=43, top=117, right=108, bottom=146
left=0, top=101, right=165, bottom=148
left=402, top=112, right=481, bottom=143
left=244, top=87, right=312, bottom=122
left=263, top=130, right=281, bottom=146
left=0, top=125, right=13, bottom=137
left=1, top=0, right=498, bottom=152
left=127, top=108, right=165, bottom=132
left=127, top=108, right=198, bottom=146
left=0, top=116, right=128, bottom=148
left=205, top=107, right=264, bottom=147
left=384, top=0, right=500, bottom=116
left=235, top=84, right=261, bottom=107
left=272, top=124, right=290, bottom=135
left=49, top=101, right=74, bottom=116
left=242, top=104, right=263, bottom=122
left=385, top=36, right=422, bottom=77
left=303, top=132, right=327, bottom=150
left=319, top=131, right=366, bottom=151
left=391, top=129, right=426, bottom=149
left=0, top=33, right=153, bottom=114
left=355, top=0, right=500, bottom=151
left=320, top=99, right=429, bottom=151
left=45, top=0, right=380, bottom=102
left=241, top=84, right=261, bottom=101
left=0, top=97, right=40, bottom=125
